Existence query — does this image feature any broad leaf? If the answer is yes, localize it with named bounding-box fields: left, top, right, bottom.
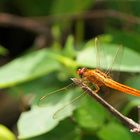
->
left=25, top=119, right=81, bottom=140
left=18, top=88, right=81, bottom=139
left=77, top=40, right=140, bottom=72
left=0, top=124, right=16, bottom=140
left=97, top=122, right=131, bottom=140
left=74, top=96, right=108, bottom=130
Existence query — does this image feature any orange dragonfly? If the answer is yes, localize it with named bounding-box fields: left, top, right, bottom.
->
left=77, top=67, right=140, bottom=97
left=40, top=38, right=140, bottom=106
left=39, top=38, right=140, bottom=119
left=75, top=37, right=140, bottom=97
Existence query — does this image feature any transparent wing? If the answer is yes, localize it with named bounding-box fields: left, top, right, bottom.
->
left=94, top=37, right=108, bottom=71
left=53, top=92, right=85, bottom=119
left=95, top=37, right=100, bottom=69
left=105, top=45, right=124, bottom=81
left=38, top=83, right=74, bottom=106
left=53, top=79, right=105, bottom=120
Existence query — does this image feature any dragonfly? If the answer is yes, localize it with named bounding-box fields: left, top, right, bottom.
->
left=77, top=67, right=140, bottom=97
left=76, top=37, right=140, bottom=97
left=40, top=38, right=140, bottom=118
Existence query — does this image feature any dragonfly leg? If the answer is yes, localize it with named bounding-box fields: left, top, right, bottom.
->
left=94, top=84, right=100, bottom=93
left=82, top=78, right=100, bottom=93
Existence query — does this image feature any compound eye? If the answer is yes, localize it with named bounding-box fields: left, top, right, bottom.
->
left=77, top=68, right=87, bottom=78
left=79, top=69, right=83, bottom=75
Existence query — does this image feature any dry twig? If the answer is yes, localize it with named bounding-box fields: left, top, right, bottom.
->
left=35, top=10, right=140, bottom=25
left=0, top=13, right=50, bottom=34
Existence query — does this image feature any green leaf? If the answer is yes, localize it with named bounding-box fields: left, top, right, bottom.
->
left=63, top=35, right=76, bottom=58
left=122, top=75, right=140, bottom=115
left=18, top=88, right=81, bottom=139
left=25, top=119, right=81, bottom=140
left=10, top=71, right=80, bottom=138
left=0, top=124, right=16, bottom=140
left=77, top=40, right=140, bottom=72
left=122, top=99, right=140, bottom=115
left=82, top=135, right=98, bottom=140
left=74, top=96, right=108, bottom=130
left=9, top=73, right=64, bottom=100
left=0, top=49, right=61, bottom=88
left=108, top=29, right=140, bottom=52
left=97, top=122, right=131, bottom=140
left=131, top=132, right=140, bottom=140
left=125, top=75, right=140, bottom=90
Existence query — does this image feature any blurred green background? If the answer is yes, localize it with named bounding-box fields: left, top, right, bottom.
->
left=0, top=0, right=140, bottom=140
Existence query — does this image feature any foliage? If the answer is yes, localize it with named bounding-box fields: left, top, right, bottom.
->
left=0, top=125, right=16, bottom=140
left=2, top=34, right=140, bottom=140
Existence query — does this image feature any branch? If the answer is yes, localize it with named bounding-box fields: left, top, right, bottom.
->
left=0, top=13, right=50, bottom=35
left=0, top=10, right=140, bottom=35
left=35, top=10, right=140, bottom=25
left=71, top=78, right=140, bottom=134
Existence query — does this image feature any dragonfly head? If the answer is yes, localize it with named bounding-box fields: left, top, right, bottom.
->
left=77, top=67, right=87, bottom=78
